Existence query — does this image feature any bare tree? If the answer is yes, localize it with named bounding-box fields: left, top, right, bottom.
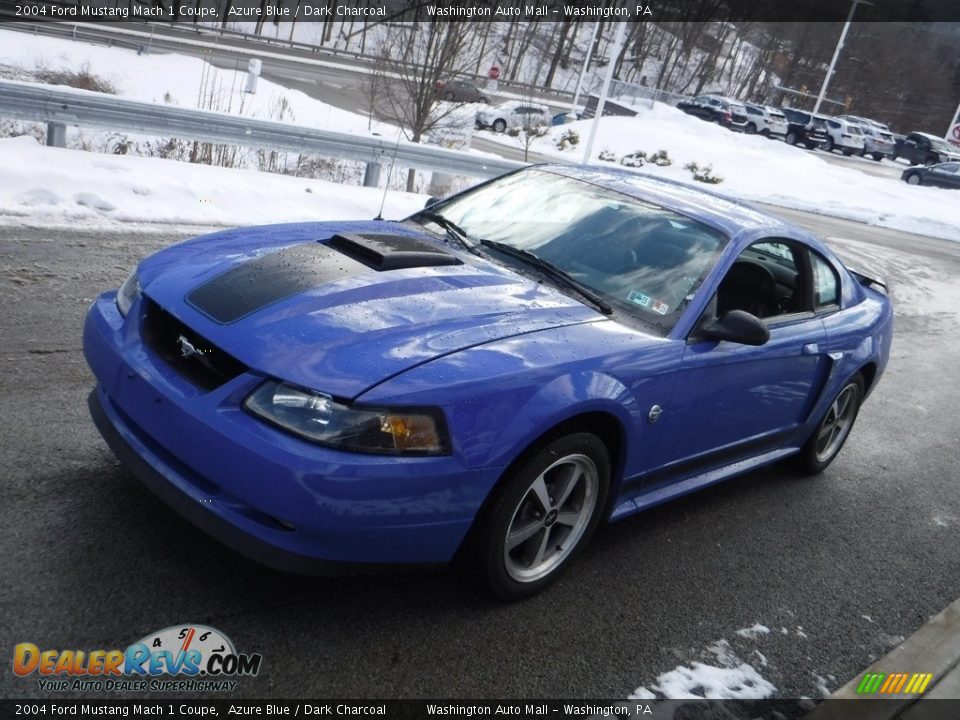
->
left=369, top=21, right=479, bottom=192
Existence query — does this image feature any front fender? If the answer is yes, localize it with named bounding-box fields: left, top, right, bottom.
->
left=476, top=369, right=641, bottom=469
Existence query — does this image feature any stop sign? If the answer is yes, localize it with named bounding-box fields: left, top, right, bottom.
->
left=488, top=66, right=501, bottom=80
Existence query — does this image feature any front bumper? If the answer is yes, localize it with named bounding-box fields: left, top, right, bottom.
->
left=83, top=293, right=498, bottom=572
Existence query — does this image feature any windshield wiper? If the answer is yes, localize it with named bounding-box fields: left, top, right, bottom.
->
left=479, top=239, right=613, bottom=316
left=414, top=210, right=482, bottom=256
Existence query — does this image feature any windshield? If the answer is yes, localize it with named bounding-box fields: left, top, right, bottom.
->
left=426, top=169, right=728, bottom=331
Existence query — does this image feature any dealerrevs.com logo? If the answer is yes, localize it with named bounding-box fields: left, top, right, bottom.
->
left=13, top=624, right=262, bottom=692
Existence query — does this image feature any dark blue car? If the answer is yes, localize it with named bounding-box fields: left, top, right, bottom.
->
left=84, top=166, right=892, bottom=599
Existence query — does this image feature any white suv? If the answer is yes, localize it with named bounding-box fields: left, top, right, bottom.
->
left=476, top=102, right=550, bottom=133
left=822, top=117, right=866, bottom=155
left=743, top=104, right=788, bottom=137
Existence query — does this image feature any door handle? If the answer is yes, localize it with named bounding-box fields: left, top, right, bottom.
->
left=801, top=343, right=819, bottom=356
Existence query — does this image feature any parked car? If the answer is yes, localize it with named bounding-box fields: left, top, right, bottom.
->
left=821, top=117, right=866, bottom=155
left=476, top=101, right=549, bottom=133
left=893, top=132, right=960, bottom=166
left=743, top=103, right=788, bottom=137
left=779, top=108, right=828, bottom=149
left=433, top=79, right=488, bottom=104
left=84, top=165, right=892, bottom=599
left=901, top=161, right=960, bottom=188
left=676, top=94, right=748, bottom=130
left=842, top=117, right=896, bottom=161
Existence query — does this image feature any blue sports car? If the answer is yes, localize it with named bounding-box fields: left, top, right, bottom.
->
left=84, top=165, right=892, bottom=599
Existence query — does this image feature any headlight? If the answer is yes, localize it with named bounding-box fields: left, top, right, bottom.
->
left=116, top=269, right=141, bottom=317
left=243, top=381, right=450, bottom=456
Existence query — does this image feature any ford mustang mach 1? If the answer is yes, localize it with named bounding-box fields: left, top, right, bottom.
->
left=84, top=166, right=892, bottom=599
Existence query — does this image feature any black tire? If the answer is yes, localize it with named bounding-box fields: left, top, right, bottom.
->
left=824, top=137, right=835, bottom=152
left=492, top=119, right=507, bottom=133
left=785, top=132, right=798, bottom=145
left=472, top=433, right=610, bottom=600
left=746, top=122, right=757, bottom=134
left=872, top=153, right=883, bottom=161
left=797, top=373, right=864, bottom=475
left=842, top=148, right=853, bottom=156
left=443, top=91, right=455, bottom=101
left=479, top=96, right=489, bottom=104
left=905, top=173, right=922, bottom=186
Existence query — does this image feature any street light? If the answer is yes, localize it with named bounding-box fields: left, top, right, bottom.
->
left=813, top=0, right=872, bottom=114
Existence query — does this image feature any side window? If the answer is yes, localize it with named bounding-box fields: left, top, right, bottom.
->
left=811, top=253, right=839, bottom=309
left=715, top=241, right=802, bottom=320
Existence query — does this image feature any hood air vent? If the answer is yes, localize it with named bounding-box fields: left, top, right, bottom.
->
left=327, top=232, right=462, bottom=271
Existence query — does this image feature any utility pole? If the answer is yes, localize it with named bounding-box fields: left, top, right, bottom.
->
left=813, top=0, right=872, bottom=115
left=571, top=22, right=601, bottom=115
left=582, top=21, right=626, bottom=164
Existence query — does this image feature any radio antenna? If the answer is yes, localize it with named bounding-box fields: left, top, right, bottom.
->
left=374, top=129, right=404, bottom=222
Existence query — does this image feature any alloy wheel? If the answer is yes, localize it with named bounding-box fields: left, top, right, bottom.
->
left=502, top=454, right=599, bottom=583
left=815, top=384, right=861, bottom=463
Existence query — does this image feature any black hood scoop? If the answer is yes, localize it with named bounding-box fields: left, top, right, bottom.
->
left=327, top=232, right=462, bottom=271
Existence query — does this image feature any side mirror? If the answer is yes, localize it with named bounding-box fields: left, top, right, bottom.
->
left=424, top=196, right=441, bottom=209
left=700, top=310, right=770, bottom=346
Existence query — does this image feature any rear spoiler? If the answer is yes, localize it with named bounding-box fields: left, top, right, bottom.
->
left=848, top=266, right=888, bottom=295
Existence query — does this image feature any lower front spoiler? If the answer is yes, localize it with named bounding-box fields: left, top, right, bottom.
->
left=88, top=389, right=444, bottom=577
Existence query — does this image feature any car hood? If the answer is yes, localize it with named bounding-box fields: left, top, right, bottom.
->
left=137, top=221, right=604, bottom=398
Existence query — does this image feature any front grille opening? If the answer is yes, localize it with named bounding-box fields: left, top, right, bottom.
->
left=141, top=298, right=248, bottom=391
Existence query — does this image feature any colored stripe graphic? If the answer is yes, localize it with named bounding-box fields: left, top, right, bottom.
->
left=856, top=672, right=933, bottom=694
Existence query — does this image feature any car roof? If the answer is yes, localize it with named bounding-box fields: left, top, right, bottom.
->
left=539, top=164, right=794, bottom=237
left=498, top=100, right=547, bottom=110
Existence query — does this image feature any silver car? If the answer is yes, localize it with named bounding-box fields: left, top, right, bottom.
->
left=841, top=116, right=896, bottom=161
left=743, top=103, right=789, bottom=137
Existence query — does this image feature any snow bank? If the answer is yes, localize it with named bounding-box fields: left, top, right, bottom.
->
left=501, top=103, right=960, bottom=242
left=0, top=136, right=426, bottom=229
left=0, top=27, right=395, bottom=137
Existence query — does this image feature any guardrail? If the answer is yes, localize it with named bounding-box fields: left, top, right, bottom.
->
left=0, top=19, right=578, bottom=106
left=0, top=79, right=526, bottom=186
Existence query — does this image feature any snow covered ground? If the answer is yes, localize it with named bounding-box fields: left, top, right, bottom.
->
left=3, top=25, right=960, bottom=244
left=0, top=26, right=396, bottom=138
left=482, top=104, right=960, bottom=242
left=0, top=136, right=426, bottom=230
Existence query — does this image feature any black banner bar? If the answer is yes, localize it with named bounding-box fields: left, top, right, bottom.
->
left=3, top=699, right=960, bottom=720
left=3, top=0, right=960, bottom=24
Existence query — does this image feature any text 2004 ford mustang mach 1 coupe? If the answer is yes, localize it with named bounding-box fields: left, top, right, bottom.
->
left=84, top=166, right=892, bottom=599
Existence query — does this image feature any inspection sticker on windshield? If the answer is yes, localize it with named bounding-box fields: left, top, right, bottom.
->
left=629, top=291, right=670, bottom=314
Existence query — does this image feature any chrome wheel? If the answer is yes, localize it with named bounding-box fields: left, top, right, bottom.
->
left=815, top=383, right=861, bottom=463
left=906, top=174, right=921, bottom=185
left=503, top=454, right=598, bottom=583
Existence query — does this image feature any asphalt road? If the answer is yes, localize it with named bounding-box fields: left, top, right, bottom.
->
left=1, top=208, right=959, bottom=710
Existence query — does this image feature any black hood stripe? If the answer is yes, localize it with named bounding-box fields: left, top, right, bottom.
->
left=187, top=243, right=367, bottom=324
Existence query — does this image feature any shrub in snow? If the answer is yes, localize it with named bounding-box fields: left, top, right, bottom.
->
left=556, top=130, right=580, bottom=151
left=35, top=62, right=117, bottom=95
left=648, top=149, right=672, bottom=167
left=684, top=162, right=723, bottom=184
left=598, top=149, right=618, bottom=162
left=621, top=150, right=647, bottom=167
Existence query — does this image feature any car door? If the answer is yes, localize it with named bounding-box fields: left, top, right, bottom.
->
left=927, top=163, right=960, bottom=188
left=648, top=240, right=830, bottom=481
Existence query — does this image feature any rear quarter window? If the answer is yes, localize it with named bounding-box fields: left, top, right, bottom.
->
left=811, top=253, right=839, bottom=309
